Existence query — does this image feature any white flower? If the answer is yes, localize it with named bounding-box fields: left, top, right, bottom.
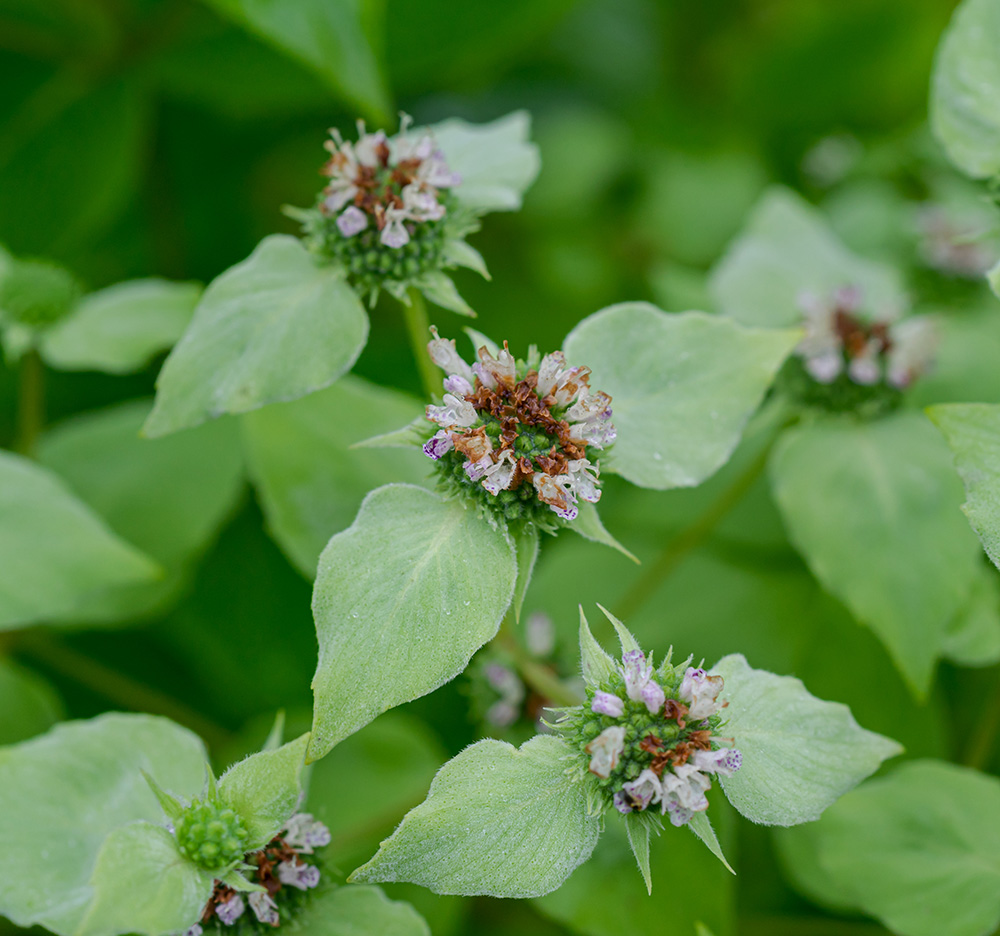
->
left=427, top=327, right=475, bottom=383
left=277, top=859, right=322, bottom=890
left=533, top=472, right=577, bottom=520
left=380, top=205, right=411, bottom=248
left=353, top=123, right=387, bottom=168
left=585, top=725, right=626, bottom=778
left=443, top=374, right=474, bottom=396
left=482, top=450, right=517, bottom=495
left=591, top=691, right=625, bottom=717
left=473, top=344, right=517, bottom=390
left=691, top=747, right=743, bottom=777
left=183, top=925, right=203, bottom=936
left=621, top=769, right=663, bottom=812
left=566, top=459, right=601, bottom=504
left=283, top=813, right=332, bottom=853
left=249, top=892, right=279, bottom=927
left=678, top=666, right=726, bottom=719
left=887, top=317, right=937, bottom=389
left=336, top=205, right=368, bottom=237
left=216, top=894, right=245, bottom=926
left=402, top=182, right=446, bottom=221
left=423, top=429, right=454, bottom=459
left=660, top=763, right=711, bottom=826
left=426, top=393, right=477, bottom=429
left=620, top=649, right=664, bottom=714
left=804, top=350, right=843, bottom=384
left=847, top=343, right=881, bottom=385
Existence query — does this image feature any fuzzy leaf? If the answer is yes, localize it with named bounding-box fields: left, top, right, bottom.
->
left=712, top=654, right=902, bottom=826
left=709, top=186, right=906, bottom=327
left=512, top=523, right=540, bottom=623
left=578, top=606, right=617, bottom=688
left=770, top=412, right=983, bottom=695
left=565, top=500, right=638, bottom=562
left=624, top=812, right=653, bottom=895
left=350, top=735, right=599, bottom=898
left=563, top=304, right=797, bottom=490
left=687, top=811, right=734, bottom=874
left=292, top=884, right=430, bottom=936
left=79, top=823, right=213, bottom=936
left=218, top=733, right=309, bottom=848
left=309, top=484, right=516, bottom=760
left=144, top=235, right=368, bottom=437
left=0, top=659, right=63, bottom=745
left=943, top=563, right=1000, bottom=667
left=929, top=403, right=1000, bottom=571
left=0, top=714, right=207, bottom=935
left=40, top=279, right=200, bottom=374
left=596, top=603, right=641, bottom=654
left=442, top=239, right=490, bottom=279
left=462, top=326, right=499, bottom=358
left=0, top=451, right=159, bottom=630
left=413, top=270, right=474, bottom=317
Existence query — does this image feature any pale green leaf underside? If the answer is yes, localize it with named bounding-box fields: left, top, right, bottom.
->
left=0, top=714, right=207, bottom=935
left=713, top=654, right=902, bottom=826
left=799, top=761, right=1000, bottom=936
left=687, top=811, right=734, bottom=874
left=291, top=885, right=431, bottom=936
left=351, top=735, right=599, bottom=898
left=770, top=411, right=982, bottom=696
left=80, top=823, right=213, bottom=936
left=41, top=279, right=200, bottom=374
left=309, top=484, right=516, bottom=760
left=578, top=607, right=617, bottom=689
left=931, top=0, right=1000, bottom=179
left=144, top=235, right=368, bottom=437
left=929, top=403, right=1000, bottom=572
left=709, top=186, right=906, bottom=327
left=563, top=303, right=797, bottom=490
left=565, top=500, right=638, bottom=562
left=0, top=451, right=160, bottom=630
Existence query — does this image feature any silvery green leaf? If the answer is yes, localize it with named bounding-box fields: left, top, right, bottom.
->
left=563, top=303, right=797, bottom=490
left=712, top=654, right=902, bottom=826
left=352, top=417, right=428, bottom=450
left=624, top=811, right=654, bottom=895
left=928, top=403, right=1000, bottom=571
left=931, top=0, right=1000, bottom=179
left=218, top=868, right=264, bottom=893
left=78, top=823, right=213, bottom=936
left=0, top=658, right=62, bottom=745
left=709, top=187, right=906, bottom=327
left=596, top=602, right=641, bottom=655
left=413, top=270, right=474, bottom=317
left=350, top=735, right=599, bottom=898
left=442, top=239, right=490, bottom=279
left=687, top=810, right=734, bottom=874
left=241, top=376, right=428, bottom=577
left=512, top=523, right=540, bottom=623
left=309, top=484, right=516, bottom=760
left=462, top=325, right=499, bottom=357
left=564, top=500, right=639, bottom=562
left=431, top=111, right=541, bottom=212
left=40, top=279, right=200, bottom=374
left=770, top=411, right=983, bottom=696
left=218, top=733, right=309, bottom=848
left=943, top=563, right=1000, bottom=667
left=292, top=884, right=431, bottom=936
left=578, top=606, right=617, bottom=689
left=0, top=451, right=160, bottom=630
left=0, top=714, right=207, bottom=935
left=144, top=235, right=368, bottom=437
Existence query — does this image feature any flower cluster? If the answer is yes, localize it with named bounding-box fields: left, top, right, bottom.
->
left=421, top=329, right=615, bottom=527
left=783, top=286, right=936, bottom=413
left=294, top=117, right=464, bottom=299
left=916, top=204, right=998, bottom=279
left=559, top=645, right=740, bottom=828
left=186, top=814, right=331, bottom=934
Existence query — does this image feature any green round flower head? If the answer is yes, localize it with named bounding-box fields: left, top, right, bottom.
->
left=174, top=798, right=250, bottom=871
left=0, top=258, right=81, bottom=329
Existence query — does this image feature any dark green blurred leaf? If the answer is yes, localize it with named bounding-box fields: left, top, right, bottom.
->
left=0, top=657, right=63, bottom=744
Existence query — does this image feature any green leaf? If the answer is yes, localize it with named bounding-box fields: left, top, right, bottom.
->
left=79, top=823, right=213, bottom=936
left=769, top=412, right=983, bottom=695
left=798, top=760, right=1000, bottom=936
left=38, top=399, right=243, bottom=623
left=218, top=733, right=309, bottom=849
left=0, top=451, right=160, bottom=630
left=624, top=812, right=653, bottom=895
left=201, top=0, right=390, bottom=121
left=709, top=187, right=907, bottom=328
left=442, top=239, right=490, bottom=279
left=928, top=403, right=1000, bottom=572
left=352, top=416, right=427, bottom=450
left=309, top=484, right=516, bottom=760
left=563, top=304, right=797, bottom=490
left=413, top=270, right=474, bottom=317
left=943, top=563, right=1000, bottom=667
left=144, top=235, right=368, bottom=437
left=242, top=375, right=428, bottom=577
left=712, top=653, right=902, bottom=826
left=350, top=735, right=599, bottom=898
left=40, top=279, right=200, bottom=375
left=687, top=811, right=734, bottom=875
left=564, top=500, right=638, bottom=562
left=578, top=606, right=617, bottom=689
left=596, top=602, right=641, bottom=655
left=292, top=885, right=431, bottom=936
left=431, top=111, right=541, bottom=212
left=0, top=713, right=208, bottom=935
left=512, top=524, right=540, bottom=623
left=931, top=0, right=1000, bottom=179
left=0, top=658, right=63, bottom=745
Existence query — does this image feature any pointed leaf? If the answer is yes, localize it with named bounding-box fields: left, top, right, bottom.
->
left=597, top=603, right=640, bottom=654
left=463, top=326, right=499, bottom=357
left=413, top=270, right=474, bottom=317
left=309, top=484, right=516, bottom=760
left=79, top=823, right=213, bottom=936
left=141, top=771, right=184, bottom=823
left=350, top=735, right=599, bottom=898
left=144, top=235, right=368, bottom=437
left=292, top=884, right=430, bottom=936
left=218, top=868, right=265, bottom=894
left=442, top=239, right=490, bottom=279
left=928, top=403, right=1000, bottom=571
left=943, top=563, right=1000, bottom=667
left=218, top=734, right=309, bottom=849
left=564, top=500, right=638, bottom=562
left=770, top=412, right=983, bottom=695
left=563, top=304, right=797, bottom=490
left=624, top=812, right=653, bottom=895
left=40, top=279, right=200, bottom=375
left=712, top=654, right=902, bottom=826
left=512, top=523, right=540, bottom=623
left=578, top=607, right=617, bottom=688
left=0, top=659, right=62, bottom=745
left=687, top=810, right=734, bottom=874
left=709, top=187, right=906, bottom=327
left=0, top=451, right=159, bottom=630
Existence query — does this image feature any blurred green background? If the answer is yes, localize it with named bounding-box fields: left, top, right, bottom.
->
left=0, top=1, right=981, bottom=934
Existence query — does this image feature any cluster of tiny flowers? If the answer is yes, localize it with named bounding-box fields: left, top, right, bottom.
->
left=422, top=329, right=615, bottom=526
left=916, top=205, right=998, bottom=279
left=560, top=651, right=741, bottom=828
left=795, top=286, right=936, bottom=390
left=184, top=814, right=331, bottom=934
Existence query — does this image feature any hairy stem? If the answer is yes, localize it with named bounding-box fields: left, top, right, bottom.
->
left=15, top=349, right=45, bottom=458
left=401, top=288, right=441, bottom=399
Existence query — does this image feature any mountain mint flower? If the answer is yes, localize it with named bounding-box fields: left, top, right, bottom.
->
left=174, top=799, right=251, bottom=872
left=249, top=892, right=279, bottom=926
left=420, top=329, right=615, bottom=527
left=214, top=895, right=244, bottom=926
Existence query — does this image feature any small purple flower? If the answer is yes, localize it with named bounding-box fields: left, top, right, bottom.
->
left=423, top=429, right=453, bottom=459
left=249, top=892, right=279, bottom=927
left=585, top=725, right=625, bottom=778
left=692, top=747, right=742, bottom=777
left=525, top=611, right=555, bottom=657
left=336, top=205, right=368, bottom=237
left=591, top=691, right=625, bottom=717
left=641, top=680, right=665, bottom=716
left=283, top=813, right=332, bottom=853
left=621, top=769, right=662, bottom=811
left=183, top=926, right=203, bottom=936
left=277, top=859, right=322, bottom=890
left=485, top=699, right=519, bottom=728
left=622, top=649, right=661, bottom=713
left=613, top=790, right=633, bottom=814
left=678, top=666, right=725, bottom=719
left=380, top=215, right=410, bottom=249
left=443, top=374, right=473, bottom=396
left=216, top=894, right=245, bottom=926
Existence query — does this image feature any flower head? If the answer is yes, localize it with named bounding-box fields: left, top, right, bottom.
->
left=421, top=329, right=615, bottom=528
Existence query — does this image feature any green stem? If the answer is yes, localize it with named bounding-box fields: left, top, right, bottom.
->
left=15, top=630, right=233, bottom=751
left=964, top=665, right=1000, bottom=769
left=15, top=349, right=45, bottom=458
left=615, top=440, right=775, bottom=622
left=495, top=615, right=581, bottom=707
left=401, top=289, right=441, bottom=399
